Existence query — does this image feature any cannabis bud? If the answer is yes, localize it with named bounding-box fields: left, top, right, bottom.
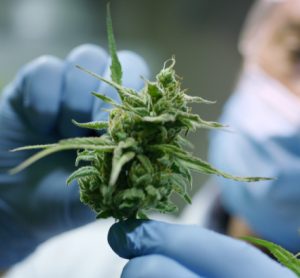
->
left=11, top=6, right=270, bottom=220
left=72, top=59, right=231, bottom=220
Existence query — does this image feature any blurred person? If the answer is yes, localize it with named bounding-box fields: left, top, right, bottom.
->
left=1, top=0, right=300, bottom=278
left=209, top=0, right=300, bottom=250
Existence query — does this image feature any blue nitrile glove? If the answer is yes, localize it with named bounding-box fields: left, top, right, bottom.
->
left=108, top=220, right=296, bottom=278
left=0, top=44, right=149, bottom=268
left=208, top=66, right=300, bottom=253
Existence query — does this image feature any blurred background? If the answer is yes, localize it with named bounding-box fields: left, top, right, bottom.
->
left=0, top=0, right=254, bottom=210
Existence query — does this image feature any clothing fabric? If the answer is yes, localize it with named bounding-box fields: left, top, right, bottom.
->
left=4, top=182, right=218, bottom=278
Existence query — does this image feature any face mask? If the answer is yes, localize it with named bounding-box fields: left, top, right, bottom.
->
left=209, top=65, right=300, bottom=252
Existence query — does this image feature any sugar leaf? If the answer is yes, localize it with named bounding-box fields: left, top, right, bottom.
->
left=243, top=237, right=300, bottom=277
left=106, top=3, right=122, bottom=85
left=72, top=119, right=108, bottom=130
left=91, top=91, right=119, bottom=106
left=67, top=166, right=99, bottom=185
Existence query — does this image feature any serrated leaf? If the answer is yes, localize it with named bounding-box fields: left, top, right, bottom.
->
left=183, top=193, right=192, bottom=204
left=92, top=91, right=119, bottom=106
left=106, top=3, right=122, bottom=85
left=243, top=237, right=300, bottom=276
left=170, top=173, right=189, bottom=193
left=130, top=107, right=149, bottom=117
left=180, top=155, right=272, bottom=182
left=134, top=173, right=152, bottom=187
left=176, top=135, right=194, bottom=149
left=75, top=154, right=96, bottom=167
left=157, top=154, right=173, bottom=168
left=67, top=166, right=99, bottom=185
left=150, top=144, right=187, bottom=156
left=117, top=188, right=145, bottom=210
left=109, top=152, right=135, bottom=186
left=145, top=185, right=160, bottom=198
left=120, top=188, right=145, bottom=201
left=96, top=210, right=111, bottom=219
left=175, top=110, right=225, bottom=129
left=173, top=158, right=193, bottom=185
left=72, top=119, right=108, bottom=130
left=183, top=94, right=215, bottom=104
left=147, top=82, right=163, bottom=99
left=59, top=136, right=113, bottom=146
left=143, top=114, right=176, bottom=123
left=76, top=65, right=144, bottom=105
left=137, top=154, right=154, bottom=173
left=76, top=64, right=120, bottom=88
left=169, top=175, right=192, bottom=205
left=152, top=144, right=272, bottom=182
left=156, top=201, right=177, bottom=213
left=9, top=146, right=58, bottom=174
left=10, top=144, right=57, bottom=152
left=137, top=210, right=149, bottom=220
left=10, top=143, right=115, bottom=174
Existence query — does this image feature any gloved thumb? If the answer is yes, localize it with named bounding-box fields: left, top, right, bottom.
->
left=108, top=220, right=296, bottom=278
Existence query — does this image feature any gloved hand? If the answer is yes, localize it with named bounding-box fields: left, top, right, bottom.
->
left=108, top=220, right=296, bottom=278
left=0, top=44, right=149, bottom=269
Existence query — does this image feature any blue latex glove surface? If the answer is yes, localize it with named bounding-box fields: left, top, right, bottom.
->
left=108, top=220, right=296, bottom=278
left=0, top=44, right=149, bottom=268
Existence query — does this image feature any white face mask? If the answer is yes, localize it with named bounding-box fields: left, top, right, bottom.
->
left=235, top=65, right=300, bottom=140
left=209, top=65, right=300, bottom=252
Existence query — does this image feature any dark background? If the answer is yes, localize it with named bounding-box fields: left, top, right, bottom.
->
left=0, top=0, right=254, bottom=211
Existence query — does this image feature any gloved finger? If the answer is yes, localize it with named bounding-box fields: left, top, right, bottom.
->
left=2, top=55, right=64, bottom=134
left=121, top=254, right=201, bottom=278
left=92, top=50, right=150, bottom=122
left=58, top=44, right=108, bottom=137
left=108, top=220, right=295, bottom=278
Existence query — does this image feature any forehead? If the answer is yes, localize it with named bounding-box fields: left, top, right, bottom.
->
left=266, top=0, right=300, bottom=33
left=275, top=0, right=300, bottom=25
